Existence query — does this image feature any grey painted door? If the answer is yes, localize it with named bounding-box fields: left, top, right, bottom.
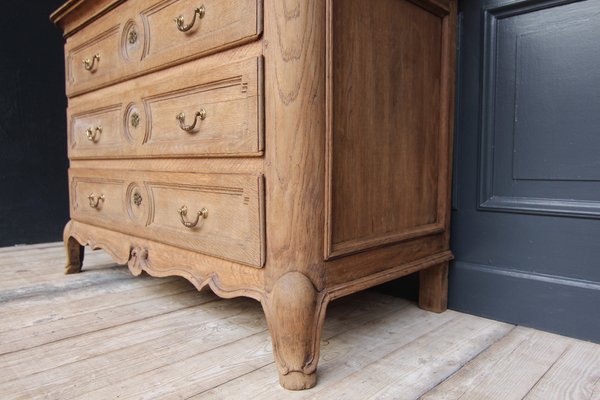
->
left=450, top=0, right=600, bottom=342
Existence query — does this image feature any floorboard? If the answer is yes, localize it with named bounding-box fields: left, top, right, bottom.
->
left=0, top=243, right=598, bottom=399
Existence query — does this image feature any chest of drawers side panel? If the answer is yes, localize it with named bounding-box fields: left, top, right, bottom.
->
left=324, top=0, right=456, bottom=259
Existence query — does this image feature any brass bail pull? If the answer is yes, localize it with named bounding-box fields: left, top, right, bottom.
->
left=177, top=205, right=208, bottom=228
left=175, top=6, right=206, bottom=32
left=88, top=193, right=105, bottom=209
left=86, top=126, right=102, bottom=142
left=176, top=109, right=206, bottom=133
left=83, top=54, right=100, bottom=71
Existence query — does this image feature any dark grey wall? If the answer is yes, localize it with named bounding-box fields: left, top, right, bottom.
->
left=0, top=0, right=69, bottom=246
left=449, top=0, right=600, bottom=343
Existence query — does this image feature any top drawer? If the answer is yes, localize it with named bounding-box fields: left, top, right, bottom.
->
left=64, top=0, right=262, bottom=97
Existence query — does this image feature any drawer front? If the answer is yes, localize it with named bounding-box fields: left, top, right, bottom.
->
left=67, top=25, right=121, bottom=93
left=68, top=57, right=263, bottom=159
left=69, top=172, right=126, bottom=230
left=65, top=0, right=262, bottom=96
left=69, top=169, right=265, bottom=267
left=70, top=105, right=123, bottom=151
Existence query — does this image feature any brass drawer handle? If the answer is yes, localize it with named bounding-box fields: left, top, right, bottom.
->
left=86, top=126, right=102, bottom=142
left=176, top=109, right=206, bottom=133
left=175, top=6, right=205, bottom=32
left=82, top=54, right=100, bottom=71
left=177, top=205, right=208, bottom=228
left=88, top=193, right=105, bottom=209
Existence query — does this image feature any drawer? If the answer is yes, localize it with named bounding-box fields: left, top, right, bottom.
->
left=66, top=25, right=121, bottom=95
left=64, top=0, right=262, bottom=96
left=69, top=169, right=265, bottom=267
left=68, top=57, right=264, bottom=159
left=70, top=105, right=123, bottom=151
left=69, top=173, right=127, bottom=230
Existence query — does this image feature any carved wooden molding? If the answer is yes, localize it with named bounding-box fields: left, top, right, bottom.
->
left=63, top=220, right=265, bottom=301
left=261, top=272, right=331, bottom=390
left=63, top=218, right=451, bottom=390
left=59, top=0, right=262, bottom=97
left=51, top=0, right=126, bottom=38
left=127, top=246, right=149, bottom=276
left=67, top=24, right=121, bottom=86
left=69, top=104, right=123, bottom=150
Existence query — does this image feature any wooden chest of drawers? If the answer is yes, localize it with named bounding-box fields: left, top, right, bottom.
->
left=52, top=0, right=456, bottom=390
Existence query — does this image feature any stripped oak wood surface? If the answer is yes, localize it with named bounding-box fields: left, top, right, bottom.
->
left=1, top=243, right=598, bottom=399
left=54, top=0, right=456, bottom=389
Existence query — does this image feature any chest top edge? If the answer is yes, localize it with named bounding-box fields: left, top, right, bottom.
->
left=51, top=0, right=126, bottom=38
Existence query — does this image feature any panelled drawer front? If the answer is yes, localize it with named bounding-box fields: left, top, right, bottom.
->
left=67, top=25, right=121, bottom=93
left=69, top=173, right=126, bottom=230
left=64, top=0, right=262, bottom=96
left=70, top=105, right=123, bottom=151
left=69, top=169, right=265, bottom=267
left=68, top=57, right=263, bottom=159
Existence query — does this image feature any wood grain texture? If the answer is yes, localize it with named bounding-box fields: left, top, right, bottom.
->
left=4, top=243, right=600, bottom=398
left=525, top=340, right=600, bottom=400
left=50, top=0, right=125, bottom=38
left=262, top=0, right=326, bottom=288
left=0, top=284, right=199, bottom=356
left=262, top=272, right=327, bottom=390
left=303, top=316, right=513, bottom=400
left=64, top=220, right=265, bottom=301
left=324, top=232, right=450, bottom=287
left=328, top=252, right=452, bottom=301
left=54, top=0, right=457, bottom=390
left=68, top=55, right=264, bottom=159
left=421, top=327, right=575, bottom=400
left=2, top=298, right=264, bottom=398
left=260, top=0, right=328, bottom=388
left=419, top=261, right=449, bottom=313
left=69, top=168, right=265, bottom=267
left=198, top=298, right=454, bottom=399
left=59, top=0, right=262, bottom=96
left=0, top=279, right=181, bottom=338
left=325, top=0, right=455, bottom=259
left=70, top=157, right=264, bottom=175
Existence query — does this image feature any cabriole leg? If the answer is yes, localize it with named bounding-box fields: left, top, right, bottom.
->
left=64, top=236, right=84, bottom=274
left=262, top=272, right=328, bottom=390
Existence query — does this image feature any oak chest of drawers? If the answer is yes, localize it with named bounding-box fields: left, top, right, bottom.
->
left=52, top=0, right=456, bottom=390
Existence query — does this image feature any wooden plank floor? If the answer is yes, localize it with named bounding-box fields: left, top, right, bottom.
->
left=1, top=243, right=599, bottom=399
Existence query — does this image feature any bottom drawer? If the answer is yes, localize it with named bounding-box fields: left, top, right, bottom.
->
left=69, top=168, right=264, bottom=267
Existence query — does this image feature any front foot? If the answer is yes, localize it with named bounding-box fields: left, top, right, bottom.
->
left=262, top=272, right=328, bottom=390
left=279, top=371, right=317, bottom=390
left=64, top=224, right=84, bottom=274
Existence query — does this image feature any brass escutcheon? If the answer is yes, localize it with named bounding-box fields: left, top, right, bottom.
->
left=128, top=29, right=138, bottom=44
left=130, top=112, right=140, bottom=128
left=133, top=191, right=142, bottom=207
